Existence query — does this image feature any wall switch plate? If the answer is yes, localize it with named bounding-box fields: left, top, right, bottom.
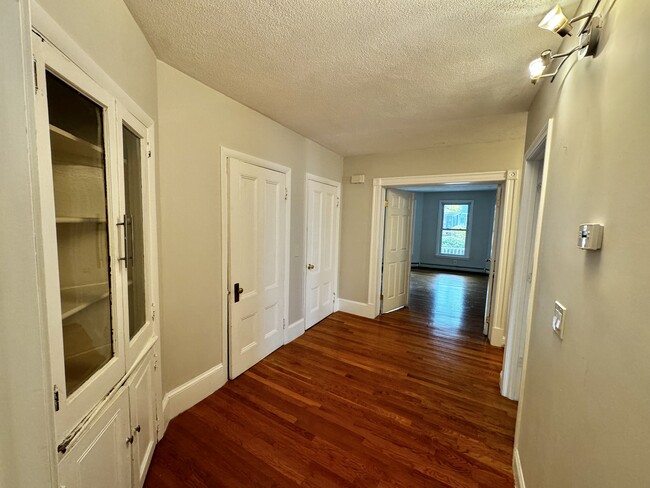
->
left=552, top=301, right=566, bottom=339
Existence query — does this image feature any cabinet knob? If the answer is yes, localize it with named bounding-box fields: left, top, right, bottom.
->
left=126, top=435, right=134, bottom=446
left=134, top=424, right=141, bottom=433
left=307, top=264, right=315, bottom=270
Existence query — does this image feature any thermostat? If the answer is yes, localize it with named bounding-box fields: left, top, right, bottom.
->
left=577, top=223, right=603, bottom=250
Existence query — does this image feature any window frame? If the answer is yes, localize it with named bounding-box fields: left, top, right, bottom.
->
left=436, top=200, right=474, bottom=259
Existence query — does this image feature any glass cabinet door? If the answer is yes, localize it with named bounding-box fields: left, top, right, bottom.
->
left=46, top=71, right=115, bottom=396
left=119, top=111, right=155, bottom=370
left=122, top=125, right=147, bottom=340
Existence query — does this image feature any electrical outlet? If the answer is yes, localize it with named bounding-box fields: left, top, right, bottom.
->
left=552, top=301, right=566, bottom=339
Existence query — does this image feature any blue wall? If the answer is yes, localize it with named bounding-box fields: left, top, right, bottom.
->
left=411, top=190, right=497, bottom=272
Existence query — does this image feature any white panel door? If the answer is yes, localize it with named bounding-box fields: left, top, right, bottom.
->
left=484, top=185, right=503, bottom=335
left=128, top=351, right=156, bottom=488
left=58, top=388, right=131, bottom=488
left=305, top=179, right=340, bottom=329
left=381, top=189, right=414, bottom=313
left=229, top=157, right=286, bottom=378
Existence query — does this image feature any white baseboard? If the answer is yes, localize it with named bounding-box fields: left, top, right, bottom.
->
left=513, top=448, right=526, bottom=488
left=285, top=318, right=304, bottom=344
left=337, top=299, right=376, bottom=319
left=161, top=363, right=227, bottom=434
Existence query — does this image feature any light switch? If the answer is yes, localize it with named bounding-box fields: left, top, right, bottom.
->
left=552, top=301, right=566, bottom=339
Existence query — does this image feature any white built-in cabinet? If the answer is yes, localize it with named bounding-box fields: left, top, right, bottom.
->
left=32, top=31, right=161, bottom=488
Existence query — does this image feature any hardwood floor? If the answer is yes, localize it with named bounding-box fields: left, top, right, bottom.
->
left=145, top=270, right=517, bottom=487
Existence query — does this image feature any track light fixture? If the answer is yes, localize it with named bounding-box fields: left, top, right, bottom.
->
left=529, top=0, right=603, bottom=84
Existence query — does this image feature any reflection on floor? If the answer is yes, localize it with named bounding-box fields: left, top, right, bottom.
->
left=146, top=268, right=517, bottom=487
left=407, top=268, right=489, bottom=340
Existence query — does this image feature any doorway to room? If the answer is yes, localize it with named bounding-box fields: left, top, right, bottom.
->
left=379, top=181, right=503, bottom=342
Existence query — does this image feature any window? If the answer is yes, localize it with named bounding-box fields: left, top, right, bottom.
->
left=438, top=201, right=472, bottom=258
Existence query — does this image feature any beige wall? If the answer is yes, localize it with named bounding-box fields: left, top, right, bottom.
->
left=516, top=1, right=650, bottom=486
left=156, top=61, right=343, bottom=393
left=339, top=128, right=527, bottom=303
left=36, top=0, right=158, bottom=118
left=1, top=1, right=56, bottom=486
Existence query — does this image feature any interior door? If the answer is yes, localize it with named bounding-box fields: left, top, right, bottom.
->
left=484, top=185, right=503, bottom=335
left=229, top=157, right=287, bottom=378
left=381, top=189, right=414, bottom=313
left=305, top=178, right=340, bottom=329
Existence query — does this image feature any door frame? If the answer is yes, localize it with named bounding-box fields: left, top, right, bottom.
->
left=369, top=171, right=520, bottom=346
left=220, top=147, right=292, bottom=379
left=502, top=120, right=552, bottom=401
left=302, top=173, right=341, bottom=335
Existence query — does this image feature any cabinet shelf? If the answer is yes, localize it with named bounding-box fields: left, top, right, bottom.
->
left=50, top=124, right=104, bottom=167
left=61, top=283, right=110, bottom=320
left=56, top=216, right=107, bottom=224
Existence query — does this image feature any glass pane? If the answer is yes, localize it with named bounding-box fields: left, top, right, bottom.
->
left=122, top=126, right=147, bottom=339
left=442, top=204, right=469, bottom=230
left=440, top=230, right=467, bottom=256
left=46, top=72, right=113, bottom=395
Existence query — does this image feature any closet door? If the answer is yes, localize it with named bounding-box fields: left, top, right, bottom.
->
left=117, top=108, right=156, bottom=370
left=33, top=35, right=126, bottom=441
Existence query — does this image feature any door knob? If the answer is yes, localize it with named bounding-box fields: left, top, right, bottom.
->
left=307, top=264, right=315, bottom=270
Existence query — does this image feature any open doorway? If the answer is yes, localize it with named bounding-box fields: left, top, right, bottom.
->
left=380, top=184, right=501, bottom=340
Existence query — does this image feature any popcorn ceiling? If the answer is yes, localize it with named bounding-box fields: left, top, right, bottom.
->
left=124, top=0, right=572, bottom=155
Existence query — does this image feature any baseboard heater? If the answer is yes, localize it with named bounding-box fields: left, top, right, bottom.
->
left=412, top=263, right=489, bottom=275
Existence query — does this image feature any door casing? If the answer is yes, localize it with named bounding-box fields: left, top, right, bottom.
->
left=368, top=171, right=521, bottom=347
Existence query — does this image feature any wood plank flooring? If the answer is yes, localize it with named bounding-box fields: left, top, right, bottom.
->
left=145, top=270, right=517, bottom=487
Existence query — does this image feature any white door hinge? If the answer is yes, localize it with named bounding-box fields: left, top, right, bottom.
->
left=285, top=188, right=288, bottom=200
left=283, top=319, right=286, bottom=329
left=336, top=196, right=340, bottom=208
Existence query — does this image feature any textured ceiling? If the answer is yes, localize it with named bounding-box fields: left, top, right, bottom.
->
left=124, top=0, right=576, bottom=156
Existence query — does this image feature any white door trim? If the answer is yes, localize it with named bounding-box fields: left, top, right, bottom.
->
left=303, top=173, right=341, bottom=333
left=369, top=171, right=520, bottom=346
left=502, top=122, right=551, bottom=400
left=220, top=147, right=292, bottom=379
left=511, top=121, right=554, bottom=452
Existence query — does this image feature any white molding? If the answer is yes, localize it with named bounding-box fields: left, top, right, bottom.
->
left=367, top=171, right=521, bottom=347
left=285, top=318, right=305, bottom=343
left=306, top=173, right=341, bottom=188
left=513, top=448, right=526, bottom=488
left=338, top=299, right=376, bottom=319
left=161, top=363, right=227, bottom=433
left=513, top=119, right=554, bottom=449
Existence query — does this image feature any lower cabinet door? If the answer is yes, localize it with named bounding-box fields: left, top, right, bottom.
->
left=58, top=388, right=131, bottom=488
left=128, top=350, right=156, bottom=488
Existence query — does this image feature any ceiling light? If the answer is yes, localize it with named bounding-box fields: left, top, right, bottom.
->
left=539, top=5, right=573, bottom=37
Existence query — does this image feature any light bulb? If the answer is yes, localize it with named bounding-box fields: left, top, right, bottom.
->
left=539, top=5, right=573, bottom=37
left=528, top=58, right=546, bottom=80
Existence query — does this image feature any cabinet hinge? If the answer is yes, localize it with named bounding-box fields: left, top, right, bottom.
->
left=53, top=385, right=60, bottom=412
left=284, top=188, right=288, bottom=200
left=384, top=200, right=389, bottom=207
left=33, top=57, right=38, bottom=94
